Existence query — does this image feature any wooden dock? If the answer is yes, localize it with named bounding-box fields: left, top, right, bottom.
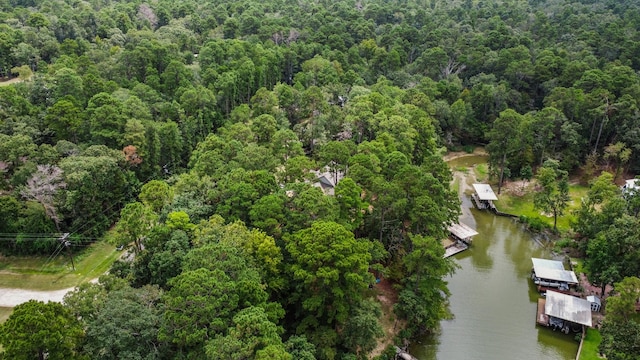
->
left=444, top=242, right=468, bottom=257
left=537, top=285, right=581, bottom=297
left=442, top=237, right=468, bottom=258
left=537, top=298, right=549, bottom=326
left=471, top=193, right=486, bottom=209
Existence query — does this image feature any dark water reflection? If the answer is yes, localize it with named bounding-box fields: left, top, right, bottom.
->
left=409, top=157, right=578, bottom=360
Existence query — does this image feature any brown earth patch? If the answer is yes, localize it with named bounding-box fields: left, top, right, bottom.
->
left=370, top=278, right=404, bottom=359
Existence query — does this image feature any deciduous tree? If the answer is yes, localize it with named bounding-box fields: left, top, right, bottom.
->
left=533, top=159, right=570, bottom=231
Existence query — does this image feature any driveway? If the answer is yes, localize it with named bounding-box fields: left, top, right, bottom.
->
left=0, top=286, right=75, bottom=307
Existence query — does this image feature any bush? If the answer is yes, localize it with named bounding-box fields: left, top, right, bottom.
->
left=554, top=238, right=573, bottom=250
left=519, top=215, right=550, bottom=232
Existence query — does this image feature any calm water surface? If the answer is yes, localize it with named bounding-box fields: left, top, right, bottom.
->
left=410, top=156, right=578, bottom=360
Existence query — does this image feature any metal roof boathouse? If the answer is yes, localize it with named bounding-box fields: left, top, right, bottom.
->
left=536, top=291, right=593, bottom=334
left=471, top=183, right=498, bottom=210
left=447, top=223, right=479, bottom=243
left=531, top=258, right=578, bottom=292
left=442, top=222, right=479, bottom=258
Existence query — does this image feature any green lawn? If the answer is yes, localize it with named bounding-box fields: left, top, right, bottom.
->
left=0, top=241, right=120, bottom=290
left=494, top=183, right=589, bottom=232
left=578, top=328, right=602, bottom=360
left=474, top=163, right=489, bottom=182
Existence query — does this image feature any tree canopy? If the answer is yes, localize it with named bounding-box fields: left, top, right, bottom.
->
left=2, top=0, right=640, bottom=358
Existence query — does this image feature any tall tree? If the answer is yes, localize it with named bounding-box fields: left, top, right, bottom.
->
left=533, top=159, right=570, bottom=231
left=284, top=221, right=373, bottom=330
left=82, top=285, right=163, bottom=360
left=115, top=201, right=158, bottom=253
left=205, top=306, right=291, bottom=360
left=20, top=164, right=66, bottom=230
left=0, top=300, right=84, bottom=360
left=395, top=234, right=457, bottom=336
left=486, top=109, right=525, bottom=194
left=606, top=277, right=640, bottom=322
left=586, top=215, right=640, bottom=296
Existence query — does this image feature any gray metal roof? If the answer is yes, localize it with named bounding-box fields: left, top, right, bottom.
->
left=545, top=291, right=592, bottom=327
left=447, top=222, right=479, bottom=240
left=531, top=258, right=578, bottom=284
left=586, top=295, right=601, bottom=305
left=472, top=184, right=498, bottom=201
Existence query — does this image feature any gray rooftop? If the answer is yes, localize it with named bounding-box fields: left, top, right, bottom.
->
left=586, top=295, right=601, bottom=305
left=545, top=291, right=592, bottom=327
left=472, top=184, right=498, bottom=201
left=531, top=258, right=578, bottom=284
left=447, top=222, right=479, bottom=240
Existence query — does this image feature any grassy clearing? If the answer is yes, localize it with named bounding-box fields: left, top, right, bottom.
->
left=451, top=176, right=460, bottom=192
left=578, top=328, right=602, bottom=360
left=494, top=183, right=589, bottom=232
left=474, top=163, right=489, bottom=182
left=0, top=241, right=119, bottom=290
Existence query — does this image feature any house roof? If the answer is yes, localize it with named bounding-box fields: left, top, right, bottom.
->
left=472, top=183, right=498, bottom=201
left=545, top=291, right=592, bottom=327
left=531, top=258, right=578, bottom=284
left=447, top=222, right=479, bottom=240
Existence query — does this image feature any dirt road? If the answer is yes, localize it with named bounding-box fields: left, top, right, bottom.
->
left=0, top=287, right=74, bottom=307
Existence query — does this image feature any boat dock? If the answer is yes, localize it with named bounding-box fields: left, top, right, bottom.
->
left=537, top=298, right=549, bottom=326
left=442, top=222, right=478, bottom=258
left=443, top=241, right=468, bottom=257
left=472, top=183, right=498, bottom=210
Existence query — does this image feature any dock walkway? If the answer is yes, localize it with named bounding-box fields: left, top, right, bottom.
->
left=444, top=242, right=468, bottom=258
left=536, top=298, right=549, bottom=326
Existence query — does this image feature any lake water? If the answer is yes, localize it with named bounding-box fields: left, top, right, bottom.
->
left=409, top=156, right=578, bottom=360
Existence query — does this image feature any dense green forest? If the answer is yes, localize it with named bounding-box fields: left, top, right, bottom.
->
left=1, top=0, right=640, bottom=359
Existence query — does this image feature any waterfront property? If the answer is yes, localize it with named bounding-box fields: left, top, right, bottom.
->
left=536, top=291, right=592, bottom=334
left=471, top=183, right=497, bottom=210
left=442, top=222, right=478, bottom=258
left=531, top=258, right=578, bottom=293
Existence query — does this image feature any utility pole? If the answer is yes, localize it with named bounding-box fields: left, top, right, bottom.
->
left=60, top=233, right=75, bottom=271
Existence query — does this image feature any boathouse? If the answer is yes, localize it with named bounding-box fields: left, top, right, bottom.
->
left=447, top=222, right=479, bottom=244
left=442, top=222, right=479, bottom=258
left=471, top=183, right=498, bottom=210
left=531, top=258, right=578, bottom=292
left=537, top=291, right=592, bottom=333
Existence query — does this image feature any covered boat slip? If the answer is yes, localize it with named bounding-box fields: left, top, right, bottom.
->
left=545, top=291, right=592, bottom=328
left=471, top=183, right=498, bottom=210
left=442, top=222, right=478, bottom=258
left=531, top=258, right=578, bottom=290
left=536, top=292, right=593, bottom=334
left=447, top=223, right=479, bottom=242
